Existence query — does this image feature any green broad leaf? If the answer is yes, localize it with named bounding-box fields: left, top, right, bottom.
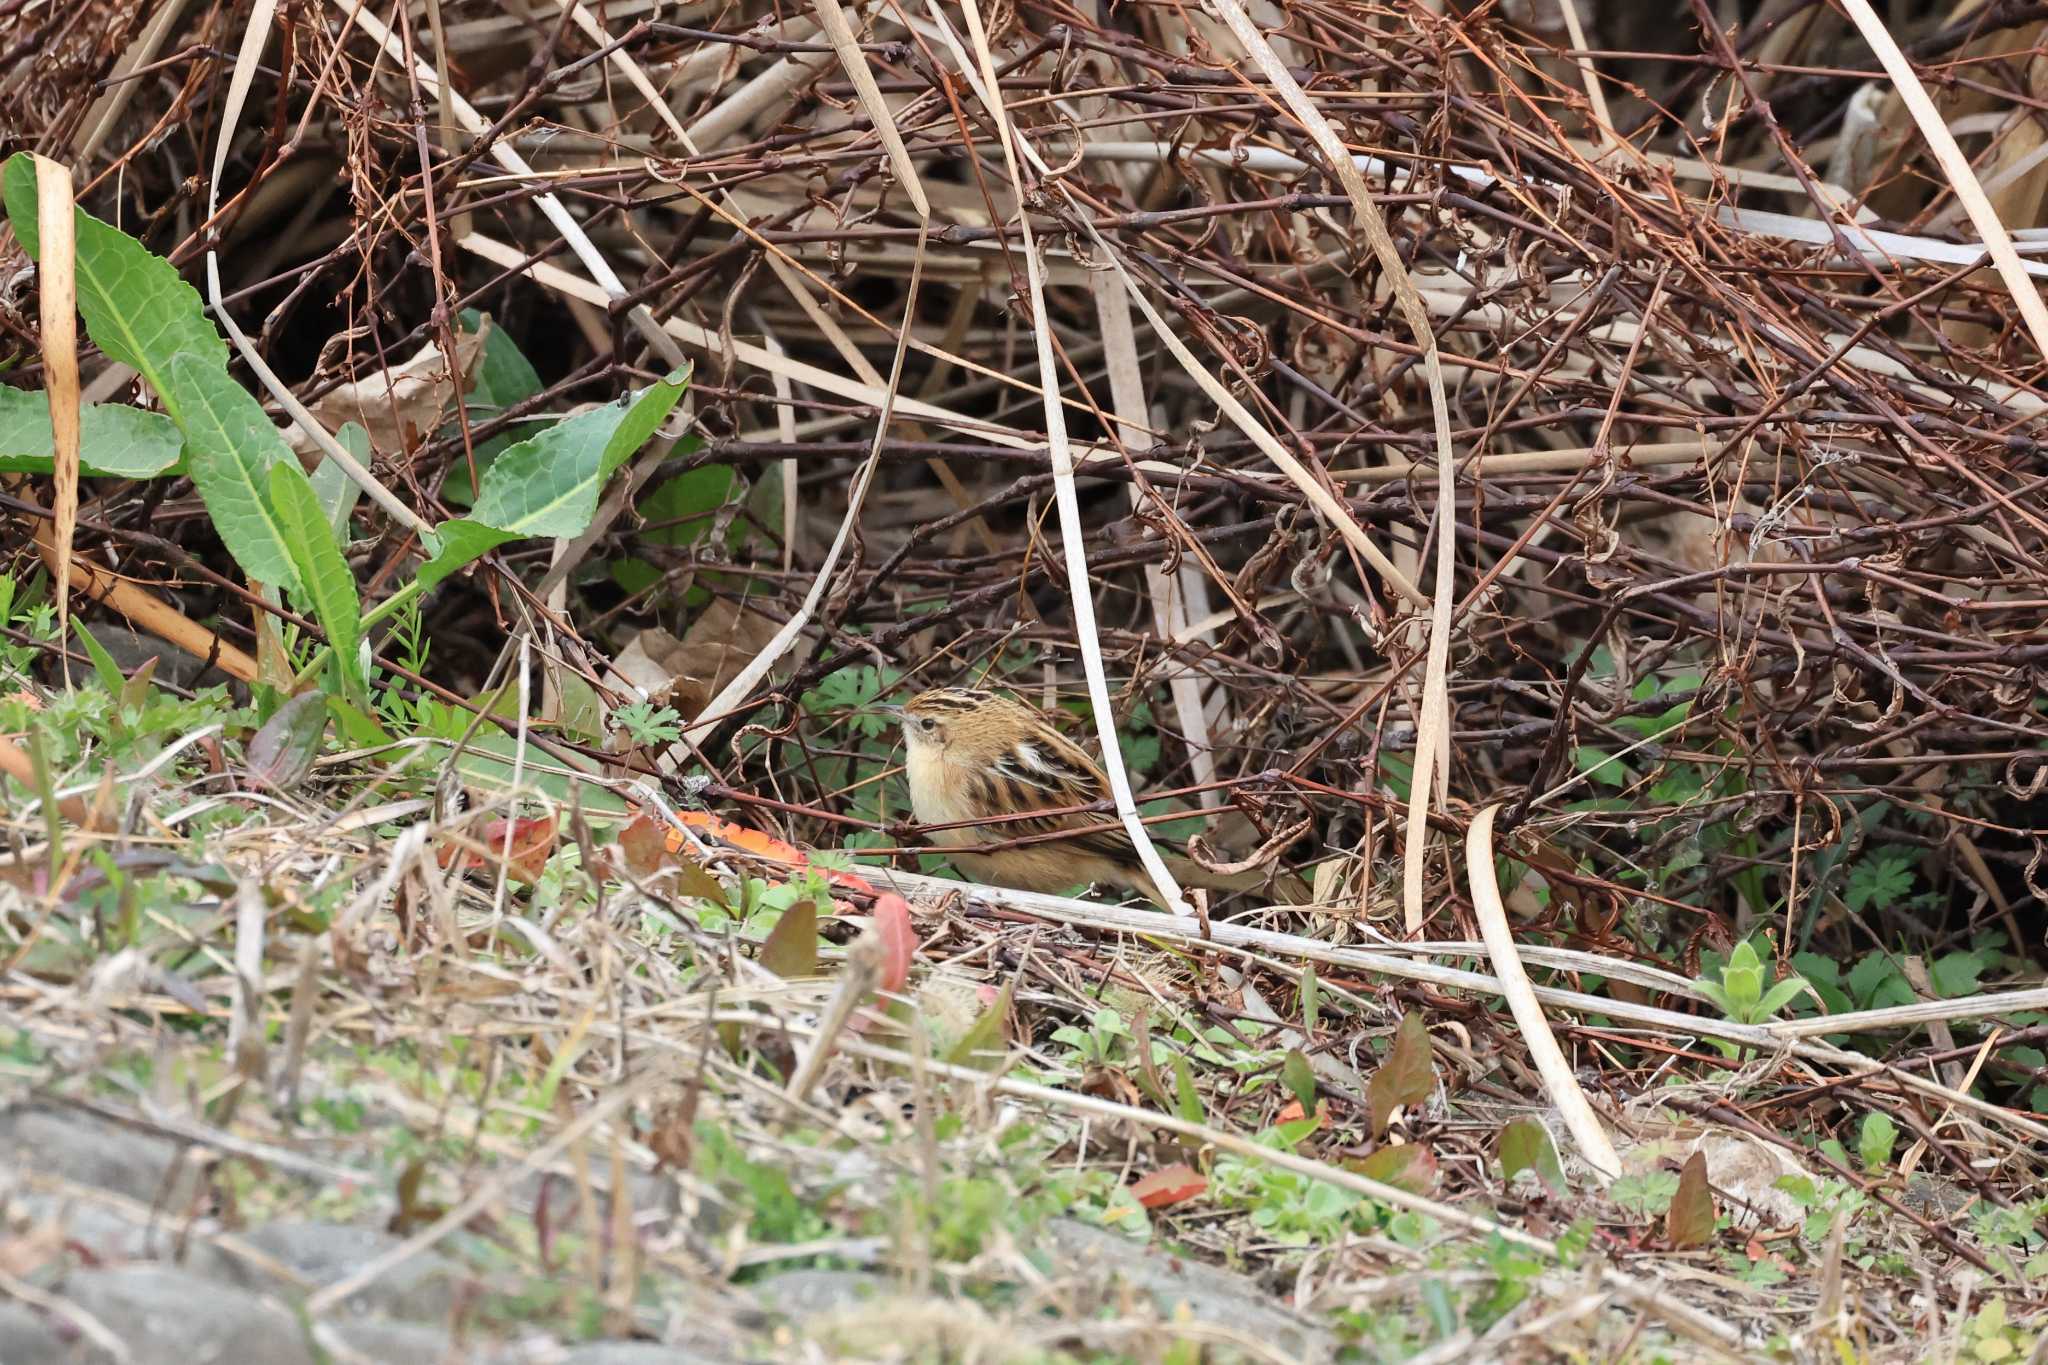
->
left=327, top=696, right=393, bottom=749
left=1172, top=1053, right=1205, bottom=1125
left=467, top=368, right=689, bottom=538
left=1754, top=976, right=1808, bottom=1020
left=758, top=897, right=819, bottom=978
left=71, top=621, right=130, bottom=693
left=449, top=311, right=552, bottom=482
left=462, top=308, right=543, bottom=410
left=245, top=690, right=329, bottom=792
left=417, top=518, right=519, bottom=592
left=1498, top=1117, right=1567, bottom=1193
left=269, top=461, right=364, bottom=703
left=639, top=464, right=736, bottom=547
left=1857, top=1111, right=1898, bottom=1172
left=1573, top=745, right=1629, bottom=788
left=1282, top=1048, right=1318, bottom=1118
left=2, top=153, right=226, bottom=410
left=0, top=386, right=183, bottom=477
left=166, top=354, right=298, bottom=591
left=555, top=671, right=605, bottom=742
left=451, top=730, right=631, bottom=820
left=310, top=423, right=368, bottom=540
left=610, top=558, right=661, bottom=595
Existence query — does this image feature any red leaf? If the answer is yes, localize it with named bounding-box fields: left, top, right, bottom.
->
left=870, top=893, right=916, bottom=995
left=1131, top=1163, right=1207, bottom=1209
left=1666, top=1151, right=1716, bottom=1249
left=1353, top=1142, right=1438, bottom=1195
left=618, top=812, right=670, bottom=875
left=1368, top=1010, right=1436, bottom=1138
left=439, top=815, right=557, bottom=884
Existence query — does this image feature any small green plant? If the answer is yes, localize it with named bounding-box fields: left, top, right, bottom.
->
left=693, top=1123, right=834, bottom=1250
left=1843, top=847, right=1920, bottom=915
left=1856, top=1111, right=1898, bottom=1173
left=1050, top=1007, right=1146, bottom=1069
left=1958, top=1298, right=2034, bottom=1362
left=613, top=700, right=682, bottom=746
left=3, top=153, right=688, bottom=675
left=1775, top=1174, right=1872, bottom=1248
left=1610, top=1169, right=1681, bottom=1219
left=1695, top=940, right=1806, bottom=1032
left=1970, top=1197, right=2048, bottom=1279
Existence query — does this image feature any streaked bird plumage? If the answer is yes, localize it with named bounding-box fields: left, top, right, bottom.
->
left=894, top=687, right=1305, bottom=905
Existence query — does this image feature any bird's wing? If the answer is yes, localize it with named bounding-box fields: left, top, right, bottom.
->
left=980, top=729, right=1144, bottom=864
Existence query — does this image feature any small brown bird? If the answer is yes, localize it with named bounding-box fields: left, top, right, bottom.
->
left=889, top=687, right=1307, bottom=906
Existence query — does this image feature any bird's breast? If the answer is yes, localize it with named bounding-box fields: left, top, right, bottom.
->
left=907, top=750, right=982, bottom=846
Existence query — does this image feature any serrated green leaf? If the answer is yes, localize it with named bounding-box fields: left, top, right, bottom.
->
left=269, top=461, right=364, bottom=702
left=468, top=368, right=689, bottom=538
left=1847, top=953, right=1900, bottom=1005
left=3, top=153, right=225, bottom=409
left=165, top=354, right=298, bottom=590
left=1931, top=951, right=1986, bottom=999
left=0, top=386, right=183, bottom=477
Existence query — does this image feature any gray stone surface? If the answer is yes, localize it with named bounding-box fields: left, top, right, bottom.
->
left=559, top=1343, right=741, bottom=1365
left=0, top=1102, right=1347, bottom=1365
left=749, top=1268, right=892, bottom=1321
left=0, top=1108, right=194, bottom=1207
left=51, top=1264, right=315, bottom=1365
left=237, top=1221, right=463, bottom=1320
left=1045, top=1219, right=1336, bottom=1362
left=324, top=1317, right=465, bottom=1362
left=0, top=1300, right=100, bottom=1364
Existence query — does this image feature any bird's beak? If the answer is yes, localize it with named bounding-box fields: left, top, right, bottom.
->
left=872, top=702, right=906, bottom=720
